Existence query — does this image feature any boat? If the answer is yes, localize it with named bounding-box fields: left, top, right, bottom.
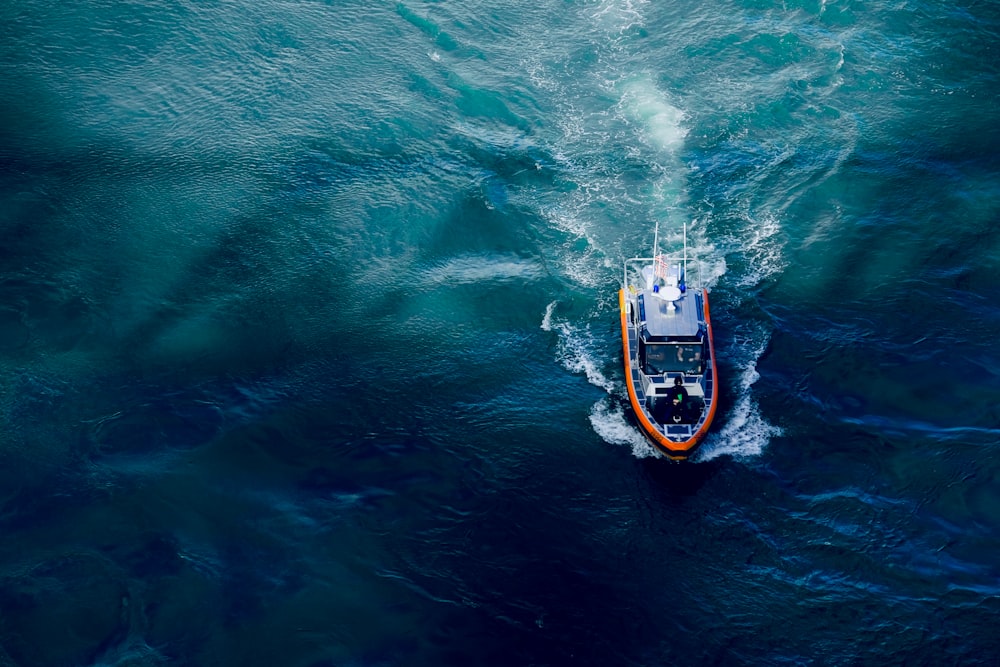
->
left=618, top=224, right=718, bottom=460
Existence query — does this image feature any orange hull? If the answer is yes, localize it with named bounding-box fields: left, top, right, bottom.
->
left=619, top=288, right=718, bottom=461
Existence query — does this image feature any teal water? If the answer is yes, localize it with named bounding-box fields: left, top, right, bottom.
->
left=2, top=0, right=1000, bottom=664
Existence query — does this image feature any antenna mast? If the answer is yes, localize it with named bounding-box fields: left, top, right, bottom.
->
left=683, top=222, right=688, bottom=280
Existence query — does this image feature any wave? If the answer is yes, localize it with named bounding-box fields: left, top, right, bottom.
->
left=619, top=76, right=688, bottom=154
left=422, top=254, right=544, bottom=285
left=542, top=304, right=651, bottom=459
left=591, top=0, right=649, bottom=44
left=730, top=209, right=787, bottom=289
left=589, top=399, right=659, bottom=459
left=542, top=302, right=614, bottom=393
left=697, top=329, right=783, bottom=462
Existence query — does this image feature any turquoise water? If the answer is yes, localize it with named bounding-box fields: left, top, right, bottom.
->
left=2, top=0, right=999, bottom=664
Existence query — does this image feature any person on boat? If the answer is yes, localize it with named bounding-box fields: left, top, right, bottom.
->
left=655, top=376, right=689, bottom=424
left=669, top=376, right=689, bottom=422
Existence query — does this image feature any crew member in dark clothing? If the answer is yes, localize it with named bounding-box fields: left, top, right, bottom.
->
left=655, top=376, right=689, bottom=423
left=669, top=376, right=689, bottom=422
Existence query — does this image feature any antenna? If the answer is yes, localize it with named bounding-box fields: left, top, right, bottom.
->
left=652, top=219, right=659, bottom=260
left=683, top=222, right=688, bottom=284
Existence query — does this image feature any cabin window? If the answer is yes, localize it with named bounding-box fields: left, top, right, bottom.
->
left=643, top=343, right=704, bottom=375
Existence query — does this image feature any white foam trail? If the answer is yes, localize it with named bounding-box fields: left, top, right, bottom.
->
left=733, top=210, right=787, bottom=288
left=541, top=304, right=615, bottom=392
left=697, top=333, right=783, bottom=462
left=560, top=325, right=614, bottom=392
left=692, top=216, right=784, bottom=462
left=542, top=204, right=610, bottom=288
left=589, top=398, right=659, bottom=458
left=591, top=0, right=649, bottom=41
left=616, top=75, right=718, bottom=282
left=540, top=300, right=557, bottom=332
left=525, top=3, right=784, bottom=463
left=423, top=254, right=543, bottom=285
left=541, top=305, right=661, bottom=461
left=619, top=77, right=688, bottom=154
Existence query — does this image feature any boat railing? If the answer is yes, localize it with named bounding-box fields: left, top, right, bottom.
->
left=622, top=255, right=703, bottom=294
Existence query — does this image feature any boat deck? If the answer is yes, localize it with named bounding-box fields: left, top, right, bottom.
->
left=621, top=249, right=716, bottom=456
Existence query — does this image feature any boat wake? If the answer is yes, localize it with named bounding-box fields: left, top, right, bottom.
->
left=542, top=306, right=659, bottom=459
left=531, top=0, right=785, bottom=462
left=541, top=301, right=614, bottom=393
left=729, top=210, right=786, bottom=289
left=589, top=399, right=660, bottom=459
left=696, top=326, right=783, bottom=462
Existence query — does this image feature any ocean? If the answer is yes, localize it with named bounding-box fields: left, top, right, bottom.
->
left=2, top=0, right=999, bottom=664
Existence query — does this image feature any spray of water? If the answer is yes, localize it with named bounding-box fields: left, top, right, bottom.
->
left=697, top=330, right=783, bottom=462
left=589, top=399, right=659, bottom=459
left=542, top=302, right=615, bottom=393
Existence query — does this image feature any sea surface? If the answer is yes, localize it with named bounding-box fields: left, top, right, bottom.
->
left=2, top=0, right=999, bottom=665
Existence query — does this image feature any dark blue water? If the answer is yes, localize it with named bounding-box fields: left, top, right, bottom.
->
left=2, top=0, right=1000, bottom=664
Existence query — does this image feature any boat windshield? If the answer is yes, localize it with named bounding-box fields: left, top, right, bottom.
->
left=643, top=343, right=704, bottom=375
